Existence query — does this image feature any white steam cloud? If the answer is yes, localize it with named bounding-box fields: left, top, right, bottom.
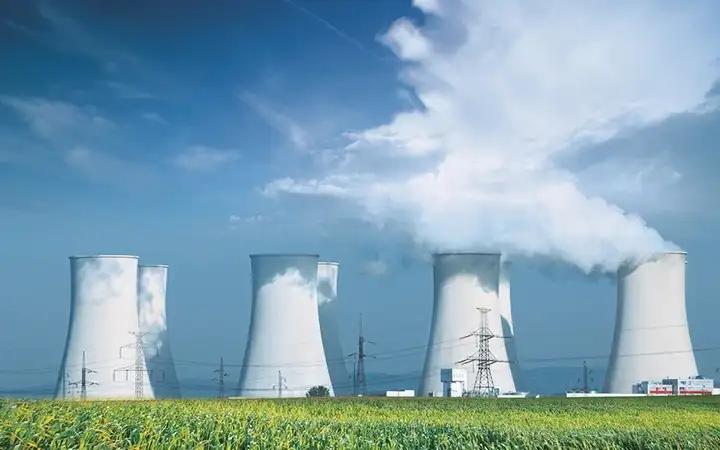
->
left=265, top=1, right=720, bottom=272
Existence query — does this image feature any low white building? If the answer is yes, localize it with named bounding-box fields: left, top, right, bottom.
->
left=386, top=390, right=415, bottom=397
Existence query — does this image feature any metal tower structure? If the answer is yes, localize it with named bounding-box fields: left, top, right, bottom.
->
left=68, top=351, right=97, bottom=401
left=117, top=332, right=156, bottom=400
left=213, top=357, right=228, bottom=398
left=458, top=308, right=498, bottom=397
left=577, top=361, right=594, bottom=393
left=273, top=370, right=288, bottom=398
left=349, top=314, right=373, bottom=396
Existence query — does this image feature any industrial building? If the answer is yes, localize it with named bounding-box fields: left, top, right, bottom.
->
left=419, top=253, right=516, bottom=396
left=236, top=254, right=333, bottom=398
left=385, top=390, right=415, bottom=397
left=317, top=261, right=351, bottom=396
left=441, top=368, right=467, bottom=397
left=55, top=255, right=152, bottom=400
left=137, top=265, right=181, bottom=399
left=604, top=251, right=698, bottom=393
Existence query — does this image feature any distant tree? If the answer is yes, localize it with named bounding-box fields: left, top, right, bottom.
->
left=306, top=385, right=331, bottom=398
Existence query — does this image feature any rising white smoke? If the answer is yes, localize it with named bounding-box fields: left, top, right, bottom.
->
left=266, top=0, right=720, bottom=272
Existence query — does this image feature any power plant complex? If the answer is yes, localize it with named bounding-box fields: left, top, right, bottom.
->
left=48, top=250, right=709, bottom=400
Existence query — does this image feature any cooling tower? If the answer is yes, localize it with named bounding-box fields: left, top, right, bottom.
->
left=604, top=251, right=698, bottom=393
left=499, top=261, right=521, bottom=391
left=138, top=265, right=181, bottom=398
left=237, top=254, right=333, bottom=398
left=317, top=262, right=352, bottom=396
left=55, top=255, right=152, bottom=400
left=419, top=253, right=516, bottom=396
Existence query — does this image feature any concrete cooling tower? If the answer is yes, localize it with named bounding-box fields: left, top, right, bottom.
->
left=317, top=262, right=351, bottom=396
left=604, top=251, right=698, bottom=393
left=138, top=265, right=181, bottom=399
left=419, top=253, right=516, bottom=396
left=55, top=255, right=152, bottom=400
left=499, top=261, right=521, bottom=391
left=237, top=254, right=333, bottom=398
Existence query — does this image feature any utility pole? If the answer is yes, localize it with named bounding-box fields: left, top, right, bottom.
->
left=458, top=308, right=502, bottom=397
left=580, top=361, right=594, bottom=393
left=118, top=332, right=156, bottom=400
left=213, top=357, right=228, bottom=398
left=68, top=351, right=97, bottom=401
left=349, top=314, right=374, bottom=396
left=272, top=370, right=288, bottom=398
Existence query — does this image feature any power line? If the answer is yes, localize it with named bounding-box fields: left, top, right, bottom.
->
left=116, top=331, right=157, bottom=400
left=212, top=357, right=228, bottom=399
left=349, top=314, right=375, bottom=396
left=458, top=308, right=501, bottom=397
left=272, top=370, right=288, bottom=398
left=67, top=351, right=97, bottom=401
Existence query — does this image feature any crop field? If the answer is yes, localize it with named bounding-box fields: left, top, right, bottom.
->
left=1, top=396, right=720, bottom=449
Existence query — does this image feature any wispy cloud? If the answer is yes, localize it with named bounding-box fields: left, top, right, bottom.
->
left=9, top=2, right=172, bottom=91
left=105, top=81, right=155, bottom=100
left=0, top=96, right=114, bottom=141
left=237, top=92, right=308, bottom=149
left=172, top=145, right=241, bottom=171
left=140, top=112, right=169, bottom=125
left=228, top=214, right=264, bottom=231
left=64, top=146, right=155, bottom=188
left=280, top=0, right=390, bottom=63
left=363, top=258, right=389, bottom=277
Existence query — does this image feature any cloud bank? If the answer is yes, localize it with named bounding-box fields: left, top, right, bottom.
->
left=266, top=0, right=720, bottom=272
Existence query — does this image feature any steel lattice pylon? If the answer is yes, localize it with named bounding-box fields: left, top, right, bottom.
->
left=458, top=307, right=498, bottom=397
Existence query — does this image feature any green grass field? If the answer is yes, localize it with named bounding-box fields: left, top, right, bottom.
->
left=2, top=396, right=720, bottom=449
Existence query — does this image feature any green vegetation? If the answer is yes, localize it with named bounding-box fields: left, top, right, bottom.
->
left=1, top=396, right=720, bottom=449
left=306, top=385, right=331, bottom=398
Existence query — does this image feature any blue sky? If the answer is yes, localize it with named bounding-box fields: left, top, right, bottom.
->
left=2, top=0, right=720, bottom=394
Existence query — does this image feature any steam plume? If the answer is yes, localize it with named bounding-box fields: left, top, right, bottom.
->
left=266, top=0, right=720, bottom=272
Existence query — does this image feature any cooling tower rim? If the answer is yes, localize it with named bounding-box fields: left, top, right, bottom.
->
left=318, top=261, right=339, bottom=266
left=69, top=254, right=139, bottom=260
left=433, top=252, right=502, bottom=257
left=139, top=264, right=169, bottom=268
left=250, top=253, right=320, bottom=258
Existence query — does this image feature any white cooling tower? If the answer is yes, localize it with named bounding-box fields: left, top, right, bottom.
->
left=55, top=255, right=152, bottom=400
left=419, top=253, right=516, bottom=396
left=499, top=261, right=521, bottom=391
left=138, top=265, right=181, bottom=399
left=604, top=251, right=698, bottom=393
left=317, top=262, right=351, bottom=396
left=237, top=254, right=333, bottom=398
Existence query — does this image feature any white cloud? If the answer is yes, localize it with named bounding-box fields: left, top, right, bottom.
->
left=64, top=146, right=154, bottom=188
left=363, top=259, right=389, bottom=277
left=172, top=145, right=241, bottom=171
left=228, top=214, right=264, bottom=230
left=238, top=92, right=308, bottom=149
left=140, top=112, right=169, bottom=125
left=0, top=96, right=114, bottom=141
left=265, top=0, right=720, bottom=273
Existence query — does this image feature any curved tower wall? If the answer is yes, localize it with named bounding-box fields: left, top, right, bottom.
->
left=499, top=261, right=521, bottom=391
left=604, top=251, right=697, bottom=393
left=238, top=254, right=333, bottom=398
left=55, top=255, right=152, bottom=400
left=419, top=253, right=516, bottom=396
left=138, top=265, right=181, bottom=399
left=318, top=262, right=351, bottom=396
